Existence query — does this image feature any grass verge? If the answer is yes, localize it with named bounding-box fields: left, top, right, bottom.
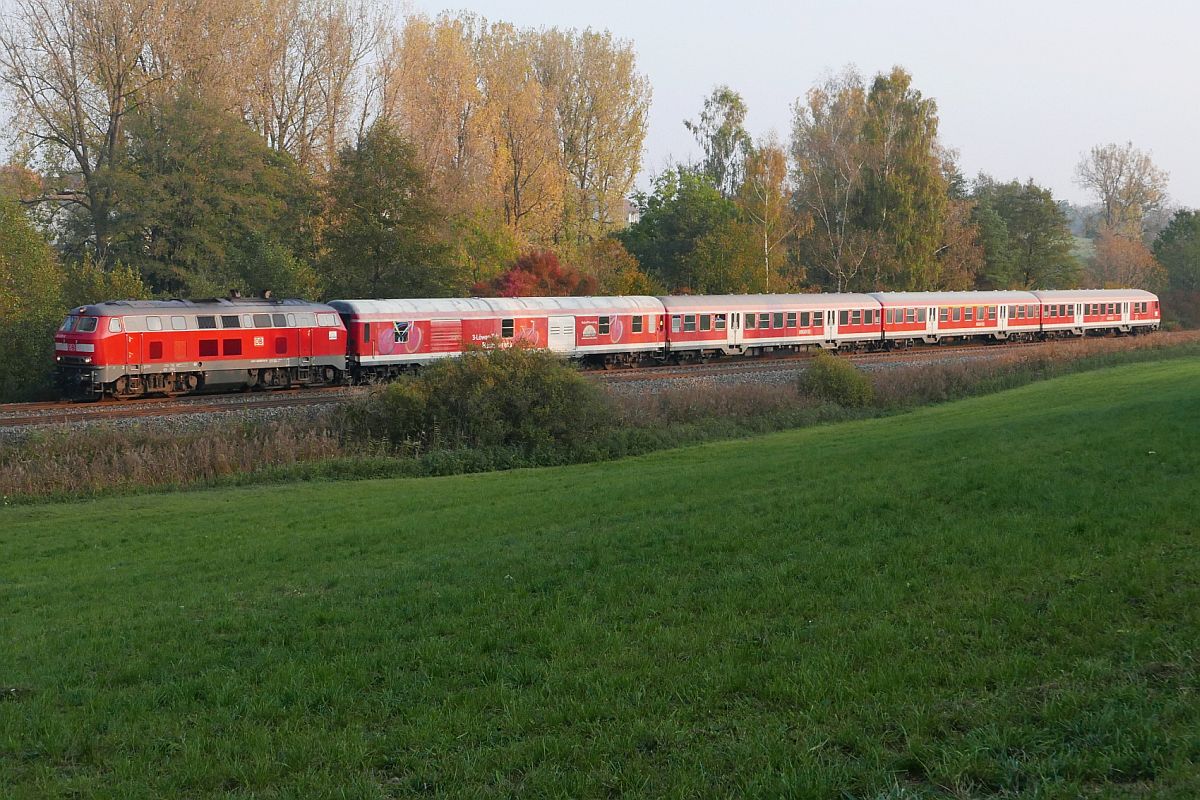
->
left=1, top=360, right=1198, bottom=797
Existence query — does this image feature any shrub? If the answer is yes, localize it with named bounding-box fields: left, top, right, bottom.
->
left=798, top=350, right=874, bottom=407
left=340, top=344, right=615, bottom=455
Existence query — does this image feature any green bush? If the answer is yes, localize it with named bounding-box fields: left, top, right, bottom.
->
left=798, top=350, right=874, bottom=408
left=340, top=344, right=614, bottom=456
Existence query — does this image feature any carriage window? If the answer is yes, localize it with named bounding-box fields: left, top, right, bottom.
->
left=172, top=316, right=187, bottom=331
left=221, top=315, right=240, bottom=328
left=786, top=312, right=797, bottom=327
left=671, top=315, right=682, bottom=333
left=394, top=322, right=410, bottom=343
left=952, top=308, right=960, bottom=322
left=917, top=309, right=926, bottom=323
left=146, top=316, right=162, bottom=331
left=850, top=310, right=861, bottom=325
left=502, top=318, right=515, bottom=338
left=223, top=339, right=242, bottom=356
left=988, top=306, right=996, bottom=320
left=1030, top=305, right=1039, bottom=317
left=363, top=323, right=371, bottom=343
left=905, top=309, right=916, bottom=323
left=939, top=308, right=948, bottom=322
left=745, top=313, right=756, bottom=329
left=800, top=311, right=810, bottom=327
left=683, top=315, right=697, bottom=332
left=772, top=312, right=783, bottom=329
left=715, top=314, right=726, bottom=330
left=813, top=311, right=823, bottom=326
left=757, top=313, right=770, bottom=328
left=199, top=339, right=218, bottom=357
left=1016, top=306, right=1025, bottom=319
left=839, top=310, right=849, bottom=326
left=700, top=314, right=711, bottom=331
left=108, top=317, right=123, bottom=332
left=632, top=315, right=643, bottom=334
left=964, top=307, right=973, bottom=321
left=198, top=316, right=217, bottom=329
left=254, top=314, right=271, bottom=327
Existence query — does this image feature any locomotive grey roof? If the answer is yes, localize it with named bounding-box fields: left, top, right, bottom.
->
left=329, top=296, right=666, bottom=317
left=73, top=298, right=334, bottom=316
left=870, top=291, right=1039, bottom=305
left=658, top=293, right=877, bottom=312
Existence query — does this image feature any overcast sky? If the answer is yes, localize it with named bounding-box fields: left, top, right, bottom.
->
left=404, top=0, right=1200, bottom=208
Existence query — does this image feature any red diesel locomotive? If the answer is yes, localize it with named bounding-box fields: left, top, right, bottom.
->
left=55, top=297, right=346, bottom=399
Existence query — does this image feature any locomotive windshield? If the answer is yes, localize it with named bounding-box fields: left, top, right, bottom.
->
left=76, top=316, right=98, bottom=332
left=58, top=316, right=77, bottom=332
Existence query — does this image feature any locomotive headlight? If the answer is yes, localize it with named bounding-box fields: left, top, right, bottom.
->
left=83, top=357, right=92, bottom=364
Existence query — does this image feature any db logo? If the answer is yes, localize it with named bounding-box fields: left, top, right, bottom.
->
left=254, top=336, right=264, bottom=347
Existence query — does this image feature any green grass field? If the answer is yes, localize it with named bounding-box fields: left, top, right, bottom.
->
left=2, top=360, right=1198, bottom=798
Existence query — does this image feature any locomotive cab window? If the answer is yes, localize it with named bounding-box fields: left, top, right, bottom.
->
left=394, top=321, right=410, bottom=343
left=632, top=315, right=643, bottom=334
left=77, top=316, right=98, bottom=332
left=502, top=318, right=515, bottom=338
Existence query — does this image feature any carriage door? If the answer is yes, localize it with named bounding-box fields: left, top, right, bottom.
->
left=927, top=307, right=937, bottom=335
left=726, top=312, right=738, bottom=349
left=826, top=309, right=837, bottom=341
left=548, top=316, right=575, bottom=353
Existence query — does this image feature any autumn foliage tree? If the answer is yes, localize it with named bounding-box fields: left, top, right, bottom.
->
left=473, top=250, right=598, bottom=297
left=1086, top=229, right=1166, bottom=290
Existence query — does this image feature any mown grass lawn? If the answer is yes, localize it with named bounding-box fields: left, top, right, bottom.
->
left=2, top=360, right=1198, bottom=798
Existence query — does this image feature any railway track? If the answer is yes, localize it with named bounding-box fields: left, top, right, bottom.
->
left=0, top=386, right=361, bottom=430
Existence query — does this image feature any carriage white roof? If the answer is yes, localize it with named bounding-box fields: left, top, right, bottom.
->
left=328, top=296, right=665, bottom=318
left=870, top=291, right=1039, bottom=306
left=659, top=293, right=878, bottom=312
left=1032, top=289, right=1158, bottom=302
left=482, top=296, right=664, bottom=314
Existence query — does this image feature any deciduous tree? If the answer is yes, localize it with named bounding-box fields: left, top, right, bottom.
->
left=322, top=122, right=456, bottom=298
left=1075, top=142, right=1169, bottom=239
left=971, top=177, right=1079, bottom=289
left=1086, top=228, right=1166, bottom=290
left=738, top=136, right=809, bottom=291
left=685, top=86, right=751, bottom=199
left=473, top=249, right=597, bottom=297
left=1153, top=209, right=1200, bottom=292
